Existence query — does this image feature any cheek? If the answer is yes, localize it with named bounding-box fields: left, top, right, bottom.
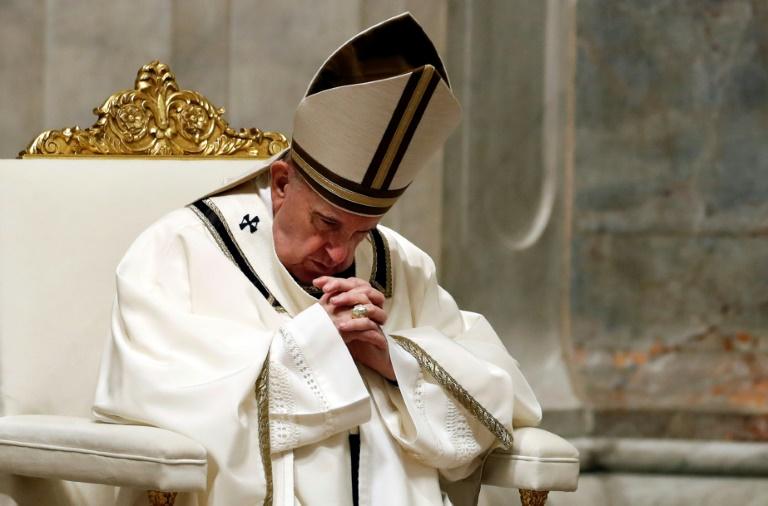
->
left=273, top=215, right=321, bottom=262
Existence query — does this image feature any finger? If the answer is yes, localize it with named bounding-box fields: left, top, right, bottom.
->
left=321, top=277, right=370, bottom=294
left=313, top=276, right=332, bottom=289
left=364, top=287, right=385, bottom=307
left=342, top=329, right=388, bottom=350
left=339, top=316, right=379, bottom=333
left=330, top=291, right=377, bottom=309
left=363, top=305, right=387, bottom=325
left=330, top=286, right=384, bottom=308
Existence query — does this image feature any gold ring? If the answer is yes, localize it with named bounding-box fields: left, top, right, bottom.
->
left=351, top=304, right=368, bottom=319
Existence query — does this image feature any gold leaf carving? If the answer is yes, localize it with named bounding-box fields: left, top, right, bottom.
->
left=147, top=491, right=178, bottom=506
left=21, top=61, right=288, bottom=158
left=520, top=490, right=549, bottom=506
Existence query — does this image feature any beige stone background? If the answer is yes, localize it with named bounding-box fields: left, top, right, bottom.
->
left=2, top=0, right=768, bottom=504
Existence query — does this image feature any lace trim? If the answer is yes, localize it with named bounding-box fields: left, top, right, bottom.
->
left=268, top=360, right=299, bottom=452
left=413, top=370, right=445, bottom=459
left=280, top=327, right=335, bottom=435
left=446, top=401, right=482, bottom=462
left=391, top=335, right=514, bottom=449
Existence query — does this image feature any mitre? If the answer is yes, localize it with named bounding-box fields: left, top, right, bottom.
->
left=289, top=12, right=461, bottom=216
left=206, top=12, right=461, bottom=215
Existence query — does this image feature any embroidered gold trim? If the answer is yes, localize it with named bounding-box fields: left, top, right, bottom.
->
left=371, top=66, right=435, bottom=189
left=368, top=230, right=393, bottom=298
left=201, top=199, right=284, bottom=310
left=292, top=149, right=400, bottom=208
left=255, top=351, right=273, bottom=506
left=369, top=234, right=380, bottom=291
left=190, top=201, right=277, bottom=504
left=380, top=232, right=393, bottom=298
left=189, top=205, right=237, bottom=264
left=390, top=335, right=514, bottom=449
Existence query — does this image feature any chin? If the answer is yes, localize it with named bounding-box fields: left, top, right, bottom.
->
left=295, top=264, right=328, bottom=284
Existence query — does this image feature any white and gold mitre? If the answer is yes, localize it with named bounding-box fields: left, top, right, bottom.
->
left=289, top=12, right=462, bottom=216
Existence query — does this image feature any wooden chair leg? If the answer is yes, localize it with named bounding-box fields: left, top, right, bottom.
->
left=147, top=491, right=178, bottom=506
left=519, top=489, right=549, bottom=506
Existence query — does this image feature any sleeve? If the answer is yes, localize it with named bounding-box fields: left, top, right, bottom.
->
left=92, top=213, right=370, bottom=501
left=267, top=304, right=371, bottom=453
left=369, top=230, right=542, bottom=481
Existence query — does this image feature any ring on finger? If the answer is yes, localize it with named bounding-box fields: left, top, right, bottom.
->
left=351, top=304, right=368, bottom=319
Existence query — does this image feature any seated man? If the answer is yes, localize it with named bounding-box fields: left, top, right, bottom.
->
left=93, top=13, right=541, bottom=506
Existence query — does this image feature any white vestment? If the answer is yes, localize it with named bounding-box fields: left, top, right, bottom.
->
left=93, top=172, right=541, bottom=506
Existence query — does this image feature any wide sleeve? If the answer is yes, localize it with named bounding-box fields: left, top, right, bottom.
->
left=93, top=211, right=369, bottom=504
left=370, top=229, right=542, bottom=481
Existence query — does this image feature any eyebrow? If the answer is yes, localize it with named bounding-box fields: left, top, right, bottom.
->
left=314, top=211, right=341, bottom=226
left=313, top=211, right=376, bottom=234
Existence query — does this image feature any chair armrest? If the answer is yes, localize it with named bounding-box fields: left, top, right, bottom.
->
left=482, top=427, right=580, bottom=492
left=0, top=415, right=207, bottom=491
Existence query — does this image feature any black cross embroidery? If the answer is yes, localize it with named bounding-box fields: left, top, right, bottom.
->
left=239, top=214, right=260, bottom=233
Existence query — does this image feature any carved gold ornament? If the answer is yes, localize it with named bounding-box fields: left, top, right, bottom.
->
left=520, top=490, right=549, bottom=506
left=147, top=491, right=178, bottom=506
left=21, top=61, right=288, bottom=158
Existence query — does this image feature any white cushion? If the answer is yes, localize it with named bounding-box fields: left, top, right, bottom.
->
left=0, top=415, right=207, bottom=491
left=0, top=159, right=254, bottom=418
left=482, top=427, right=580, bottom=491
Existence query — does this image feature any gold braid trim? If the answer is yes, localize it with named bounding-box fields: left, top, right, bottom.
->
left=379, top=231, right=393, bottom=298
left=390, top=335, right=514, bottom=450
left=188, top=205, right=237, bottom=265
left=255, top=352, right=273, bottom=506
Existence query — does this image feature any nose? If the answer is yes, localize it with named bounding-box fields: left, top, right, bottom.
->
left=325, top=241, right=349, bottom=265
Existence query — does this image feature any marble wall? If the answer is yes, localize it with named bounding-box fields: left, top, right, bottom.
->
left=442, top=0, right=581, bottom=410
left=442, top=0, right=768, bottom=444
left=571, top=0, right=768, bottom=436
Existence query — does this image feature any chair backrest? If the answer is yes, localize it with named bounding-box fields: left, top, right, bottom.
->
left=0, top=61, right=288, bottom=418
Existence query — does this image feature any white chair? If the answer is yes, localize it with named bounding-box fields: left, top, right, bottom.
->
left=0, top=62, right=578, bottom=506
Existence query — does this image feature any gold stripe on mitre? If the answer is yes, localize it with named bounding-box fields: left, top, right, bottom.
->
left=370, top=66, right=436, bottom=189
left=291, top=145, right=403, bottom=214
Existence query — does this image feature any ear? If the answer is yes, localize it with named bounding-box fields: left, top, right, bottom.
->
left=270, top=160, right=292, bottom=212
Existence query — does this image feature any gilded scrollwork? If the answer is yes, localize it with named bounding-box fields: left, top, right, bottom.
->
left=147, top=491, right=178, bottom=506
left=520, top=489, right=549, bottom=506
left=22, top=61, right=288, bottom=158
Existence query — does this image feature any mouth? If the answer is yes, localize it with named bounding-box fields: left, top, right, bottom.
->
left=307, top=259, right=336, bottom=274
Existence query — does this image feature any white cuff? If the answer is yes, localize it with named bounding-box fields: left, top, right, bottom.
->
left=283, top=303, right=369, bottom=409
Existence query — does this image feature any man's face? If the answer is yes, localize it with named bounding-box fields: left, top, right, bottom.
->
left=270, top=160, right=382, bottom=284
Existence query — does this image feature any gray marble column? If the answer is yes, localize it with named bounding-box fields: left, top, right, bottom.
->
left=442, top=0, right=582, bottom=411
left=572, top=0, right=768, bottom=434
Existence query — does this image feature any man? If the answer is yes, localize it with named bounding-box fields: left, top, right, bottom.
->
left=93, top=13, right=541, bottom=506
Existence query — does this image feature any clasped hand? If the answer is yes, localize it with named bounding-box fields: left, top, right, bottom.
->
left=314, top=276, right=395, bottom=381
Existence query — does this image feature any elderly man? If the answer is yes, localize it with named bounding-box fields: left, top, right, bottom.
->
left=93, top=13, right=541, bottom=506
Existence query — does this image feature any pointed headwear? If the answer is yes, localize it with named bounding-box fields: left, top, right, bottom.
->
left=289, top=12, right=461, bottom=216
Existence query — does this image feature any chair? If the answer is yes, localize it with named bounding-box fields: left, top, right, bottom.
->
left=0, top=61, right=578, bottom=506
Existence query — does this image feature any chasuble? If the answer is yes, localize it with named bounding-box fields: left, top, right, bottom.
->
left=93, top=170, right=541, bottom=506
